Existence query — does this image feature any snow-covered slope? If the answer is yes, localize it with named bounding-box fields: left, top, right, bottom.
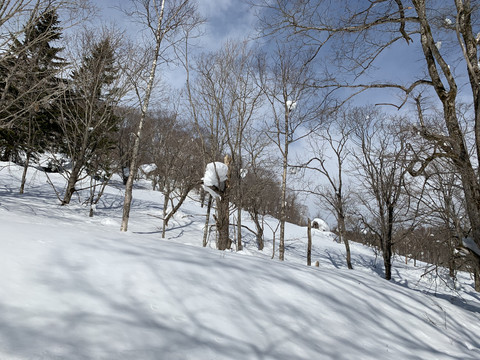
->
left=1, top=162, right=480, bottom=359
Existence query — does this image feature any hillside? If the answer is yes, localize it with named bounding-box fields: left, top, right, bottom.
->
left=1, top=161, right=480, bottom=359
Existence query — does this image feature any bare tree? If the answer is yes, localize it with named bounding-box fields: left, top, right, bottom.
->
left=241, top=127, right=275, bottom=250
left=418, top=159, right=471, bottom=279
left=302, top=112, right=354, bottom=269
left=224, top=42, right=263, bottom=251
left=142, top=109, right=203, bottom=237
left=185, top=41, right=263, bottom=250
left=258, top=0, right=480, bottom=289
left=257, top=44, right=327, bottom=260
left=183, top=51, right=224, bottom=248
left=350, top=107, right=415, bottom=280
left=185, top=50, right=231, bottom=249
left=120, top=0, right=202, bottom=232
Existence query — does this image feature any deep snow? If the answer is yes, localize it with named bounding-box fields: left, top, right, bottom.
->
left=1, top=161, right=480, bottom=359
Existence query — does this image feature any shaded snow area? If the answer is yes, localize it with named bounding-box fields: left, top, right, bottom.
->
left=1, top=161, right=480, bottom=359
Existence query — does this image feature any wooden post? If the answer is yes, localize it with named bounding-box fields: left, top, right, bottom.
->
left=307, top=218, right=312, bottom=266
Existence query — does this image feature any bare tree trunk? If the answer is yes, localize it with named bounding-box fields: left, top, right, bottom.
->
left=271, top=232, right=276, bottom=259
left=19, top=152, right=31, bottom=194
left=215, top=155, right=232, bottom=250
left=121, top=0, right=166, bottom=232
left=200, top=187, right=206, bottom=208
left=279, top=145, right=288, bottom=260
left=121, top=91, right=152, bottom=231
left=383, top=210, right=394, bottom=280
left=162, top=191, right=169, bottom=238
left=383, top=243, right=392, bottom=281
left=252, top=211, right=264, bottom=250
left=237, top=207, right=243, bottom=251
left=216, top=194, right=230, bottom=250
left=236, top=152, right=243, bottom=251
left=20, top=114, right=33, bottom=195
left=475, top=267, right=480, bottom=292
left=307, top=218, right=312, bottom=266
left=270, top=221, right=280, bottom=259
left=88, top=176, right=96, bottom=217
left=203, top=194, right=212, bottom=247
left=338, top=213, right=353, bottom=269
left=62, top=160, right=83, bottom=205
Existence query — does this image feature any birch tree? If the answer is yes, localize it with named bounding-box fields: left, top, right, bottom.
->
left=120, top=0, right=202, bottom=232
left=257, top=44, right=327, bottom=260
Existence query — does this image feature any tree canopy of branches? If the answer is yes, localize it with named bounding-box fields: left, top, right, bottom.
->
left=350, top=107, right=419, bottom=280
left=186, top=40, right=264, bottom=250
left=140, top=109, right=204, bottom=237
left=257, top=44, right=328, bottom=260
left=259, top=0, right=480, bottom=286
left=302, top=111, right=354, bottom=269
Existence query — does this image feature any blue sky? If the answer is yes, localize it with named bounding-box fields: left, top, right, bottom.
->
left=95, top=0, right=256, bottom=52
left=92, top=0, right=257, bottom=89
left=92, top=0, right=424, bottom=107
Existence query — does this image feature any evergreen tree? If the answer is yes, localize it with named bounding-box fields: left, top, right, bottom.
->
left=59, top=34, right=121, bottom=205
left=0, top=8, right=66, bottom=193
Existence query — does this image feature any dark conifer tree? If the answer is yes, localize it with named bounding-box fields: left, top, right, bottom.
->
left=60, top=35, right=120, bottom=205
left=0, top=8, right=66, bottom=193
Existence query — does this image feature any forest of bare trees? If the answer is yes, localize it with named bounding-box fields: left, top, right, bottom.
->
left=3, top=0, right=480, bottom=289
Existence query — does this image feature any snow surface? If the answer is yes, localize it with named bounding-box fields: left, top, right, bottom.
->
left=1, top=161, right=480, bottom=359
left=202, top=162, right=228, bottom=199
left=312, top=218, right=329, bottom=232
left=140, top=163, right=157, bottom=174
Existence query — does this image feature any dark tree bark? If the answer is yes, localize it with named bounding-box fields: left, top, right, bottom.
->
left=252, top=211, right=264, bottom=250
left=215, top=155, right=232, bottom=250
left=307, top=218, right=312, bottom=266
